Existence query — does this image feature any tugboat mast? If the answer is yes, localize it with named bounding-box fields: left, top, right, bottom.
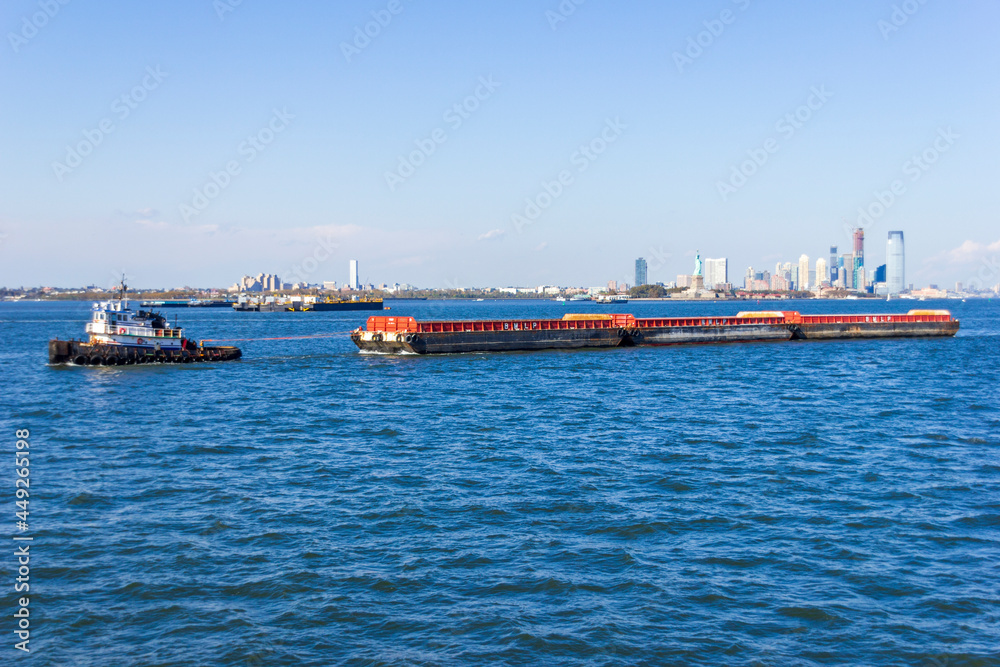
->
left=117, top=274, right=129, bottom=308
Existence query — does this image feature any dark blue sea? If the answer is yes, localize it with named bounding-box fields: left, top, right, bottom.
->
left=3, top=298, right=999, bottom=666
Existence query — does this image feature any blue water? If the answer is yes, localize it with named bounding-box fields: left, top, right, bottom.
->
left=2, top=299, right=999, bottom=666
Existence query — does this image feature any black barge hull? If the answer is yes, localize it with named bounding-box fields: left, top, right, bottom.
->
left=235, top=301, right=383, bottom=312
left=354, top=328, right=628, bottom=354
left=792, top=320, right=960, bottom=339
left=48, top=340, right=242, bottom=365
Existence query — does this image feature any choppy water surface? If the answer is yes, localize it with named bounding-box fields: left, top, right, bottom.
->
left=3, top=299, right=999, bottom=666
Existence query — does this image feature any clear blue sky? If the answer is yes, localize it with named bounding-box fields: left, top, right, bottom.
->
left=1, top=0, right=998, bottom=289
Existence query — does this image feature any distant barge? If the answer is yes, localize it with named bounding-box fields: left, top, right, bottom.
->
left=234, top=297, right=383, bottom=312
left=139, top=299, right=236, bottom=308
left=352, top=310, right=959, bottom=354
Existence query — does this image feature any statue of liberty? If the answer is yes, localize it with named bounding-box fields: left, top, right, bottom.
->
left=694, top=251, right=702, bottom=277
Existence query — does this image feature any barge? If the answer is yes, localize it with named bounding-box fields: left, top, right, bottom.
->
left=140, top=299, right=236, bottom=308
left=234, top=296, right=383, bottom=312
left=351, top=310, right=958, bottom=355
left=48, top=279, right=241, bottom=365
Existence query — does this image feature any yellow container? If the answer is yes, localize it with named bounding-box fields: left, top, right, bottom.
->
left=562, top=314, right=612, bottom=321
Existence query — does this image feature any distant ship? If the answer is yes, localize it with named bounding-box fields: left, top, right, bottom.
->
left=140, top=299, right=235, bottom=308
left=595, top=294, right=628, bottom=304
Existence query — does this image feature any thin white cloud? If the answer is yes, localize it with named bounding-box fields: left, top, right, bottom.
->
left=134, top=218, right=219, bottom=234
left=477, top=228, right=505, bottom=241
left=931, top=238, right=1000, bottom=266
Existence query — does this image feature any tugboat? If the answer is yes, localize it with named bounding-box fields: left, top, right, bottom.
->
left=48, top=278, right=242, bottom=365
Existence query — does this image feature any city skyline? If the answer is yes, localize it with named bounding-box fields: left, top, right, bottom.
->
left=8, top=225, right=995, bottom=295
left=2, top=2, right=998, bottom=290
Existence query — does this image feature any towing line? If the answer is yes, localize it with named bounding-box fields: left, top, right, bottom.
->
left=198, top=332, right=353, bottom=344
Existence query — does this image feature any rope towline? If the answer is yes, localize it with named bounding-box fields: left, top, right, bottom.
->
left=199, top=332, right=354, bottom=343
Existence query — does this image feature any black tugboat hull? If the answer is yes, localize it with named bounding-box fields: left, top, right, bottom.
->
left=48, top=340, right=242, bottom=365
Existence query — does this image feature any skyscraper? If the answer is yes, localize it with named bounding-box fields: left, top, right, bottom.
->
left=852, top=228, right=865, bottom=289
left=349, top=259, right=360, bottom=290
left=635, top=258, right=648, bottom=287
left=886, top=231, right=905, bottom=294
left=815, top=258, right=827, bottom=288
left=798, top=255, right=810, bottom=291
left=704, top=258, right=728, bottom=289
left=829, top=246, right=838, bottom=283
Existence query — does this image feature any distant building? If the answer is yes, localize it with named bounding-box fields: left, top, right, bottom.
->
left=607, top=280, right=617, bottom=292
left=829, top=246, right=838, bottom=283
left=704, top=258, right=728, bottom=290
left=911, top=286, right=947, bottom=299
left=323, top=281, right=337, bottom=291
left=635, top=258, right=648, bottom=286
left=230, top=273, right=281, bottom=292
left=349, top=260, right=360, bottom=290
left=840, top=253, right=853, bottom=288
left=798, top=255, right=810, bottom=291
left=872, top=264, right=887, bottom=284
left=815, top=258, right=827, bottom=288
left=886, top=231, right=905, bottom=294
left=677, top=275, right=693, bottom=288
left=852, top=228, right=865, bottom=289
